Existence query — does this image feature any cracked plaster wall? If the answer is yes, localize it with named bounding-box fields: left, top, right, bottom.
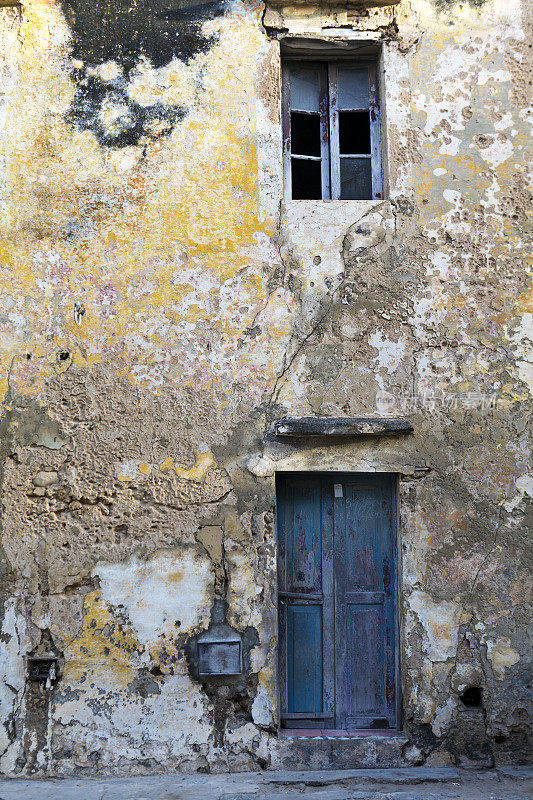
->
left=0, top=0, right=531, bottom=776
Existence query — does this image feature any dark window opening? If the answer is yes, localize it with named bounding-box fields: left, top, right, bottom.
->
left=282, top=58, right=382, bottom=200
left=291, top=112, right=321, bottom=156
left=459, top=686, right=483, bottom=708
left=291, top=159, right=322, bottom=200
left=339, top=111, right=371, bottom=154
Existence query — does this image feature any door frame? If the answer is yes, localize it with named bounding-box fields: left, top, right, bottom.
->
left=274, top=470, right=403, bottom=732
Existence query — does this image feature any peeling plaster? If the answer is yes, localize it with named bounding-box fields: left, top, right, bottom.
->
left=484, top=637, right=521, bottom=678
left=408, top=591, right=465, bottom=662
left=93, top=547, right=214, bottom=645
left=0, top=0, right=531, bottom=776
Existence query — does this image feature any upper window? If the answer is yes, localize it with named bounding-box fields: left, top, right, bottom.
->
left=282, top=60, right=382, bottom=200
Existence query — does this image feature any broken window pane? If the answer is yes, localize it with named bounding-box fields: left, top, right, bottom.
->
left=291, top=112, right=321, bottom=157
left=292, top=158, right=322, bottom=199
left=283, top=59, right=381, bottom=200
left=340, top=158, right=372, bottom=200
left=290, top=68, right=320, bottom=113
left=338, top=68, right=369, bottom=110
left=339, top=111, right=371, bottom=154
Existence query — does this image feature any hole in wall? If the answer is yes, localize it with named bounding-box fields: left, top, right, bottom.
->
left=370, top=718, right=390, bottom=729
left=114, top=523, right=128, bottom=536
left=459, top=686, right=483, bottom=708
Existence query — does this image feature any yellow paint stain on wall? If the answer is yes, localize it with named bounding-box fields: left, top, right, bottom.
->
left=62, top=591, right=143, bottom=685
left=160, top=451, right=214, bottom=482
left=0, top=5, right=277, bottom=401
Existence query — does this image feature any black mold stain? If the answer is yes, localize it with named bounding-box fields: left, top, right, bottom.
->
left=59, top=0, right=226, bottom=147
left=66, top=74, right=184, bottom=149
left=435, top=0, right=486, bottom=10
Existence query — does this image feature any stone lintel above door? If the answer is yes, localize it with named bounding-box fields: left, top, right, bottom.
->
left=273, top=417, right=413, bottom=438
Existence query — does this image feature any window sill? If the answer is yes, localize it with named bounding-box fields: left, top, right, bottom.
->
left=282, top=199, right=382, bottom=206
left=280, top=198, right=384, bottom=225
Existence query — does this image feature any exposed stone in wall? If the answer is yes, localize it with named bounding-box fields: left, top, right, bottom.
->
left=0, top=0, right=531, bottom=776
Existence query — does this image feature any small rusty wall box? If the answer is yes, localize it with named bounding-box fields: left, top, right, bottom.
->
left=27, top=655, right=59, bottom=685
left=197, top=639, right=242, bottom=676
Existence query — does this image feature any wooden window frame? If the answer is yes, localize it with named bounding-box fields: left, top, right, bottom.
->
left=282, top=58, right=383, bottom=201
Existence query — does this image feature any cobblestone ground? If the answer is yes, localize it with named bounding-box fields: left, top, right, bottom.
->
left=0, top=767, right=531, bottom=800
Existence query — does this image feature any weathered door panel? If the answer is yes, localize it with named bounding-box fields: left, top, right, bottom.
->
left=277, top=473, right=397, bottom=730
left=333, top=475, right=396, bottom=729
left=286, top=604, right=322, bottom=713
left=277, top=476, right=334, bottom=727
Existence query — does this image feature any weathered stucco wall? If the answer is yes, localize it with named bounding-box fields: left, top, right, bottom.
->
left=0, top=0, right=531, bottom=776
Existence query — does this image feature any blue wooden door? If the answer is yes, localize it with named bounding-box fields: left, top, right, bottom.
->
left=277, top=473, right=397, bottom=730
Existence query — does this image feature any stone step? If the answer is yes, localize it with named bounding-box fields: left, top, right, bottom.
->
left=265, top=766, right=460, bottom=785
left=271, top=732, right=410, bottom=771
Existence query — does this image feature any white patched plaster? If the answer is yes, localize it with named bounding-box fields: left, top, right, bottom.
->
left=86, top=60, right=123, bottom=83
left=477, top=68, right=512, bottom=86
left=251, top=685, right=273, bottom=727
left=503, top=473, right=533, bottom=512
left=247, top=453, right=276, bottom=478
left=432, top=698, right=456, bottom=737
left=478, top=136, right=514, bottom=169
left=484, top=637, right=520, bottom=678
left=443, top=189, right=462, bottom=206
left=429, top=251, right=451, bottom=280
left=0, top=600, right=26, bottom=770
left=408, top=591, right=464, bottom=662
left=93, top=547, right=214, bottom=644
left=54, top=669, right=213, bottom=766
left=368, top=330, right=406, bottom=385
left=115, top=460, right=151, bottom=481
left=507, top=312, right=533, bottom=392
left=128, top=56, right=195, bottom=108
left=225, top=538, right=263, bottom=629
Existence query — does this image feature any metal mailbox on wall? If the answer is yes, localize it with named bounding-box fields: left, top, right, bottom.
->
left=198, top=639, right=242, bottom=676
left=195, top=599, right=243, bottom=677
